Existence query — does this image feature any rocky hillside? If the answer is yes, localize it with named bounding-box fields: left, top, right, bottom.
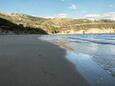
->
left=0, top=12, right=115, bottom=34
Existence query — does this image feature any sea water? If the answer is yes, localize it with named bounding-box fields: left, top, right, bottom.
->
left=39, top=34, right=115, bottom=78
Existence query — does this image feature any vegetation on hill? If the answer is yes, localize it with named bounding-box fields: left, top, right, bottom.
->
left=0, top=12, right=115, bottom=34
left=0, top=17, right=47, bottom=34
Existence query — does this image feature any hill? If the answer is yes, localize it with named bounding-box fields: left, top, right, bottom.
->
left=0, top=12, right=115, bottom=34
left=0, top=13, right=47, bottom=34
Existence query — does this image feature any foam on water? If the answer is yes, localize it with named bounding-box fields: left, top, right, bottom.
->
left=39, top=34, right=115, bottom=78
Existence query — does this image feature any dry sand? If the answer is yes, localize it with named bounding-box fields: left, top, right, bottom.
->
left=0, top=35, right=89, bottom=86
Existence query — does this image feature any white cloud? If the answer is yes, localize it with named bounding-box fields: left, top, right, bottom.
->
left=102, top=12, right=115, bottom=20
left=83, top=14, right=101, bottom=20
left=42, top=16, right=54, bottom=19
left=83, top=12, right=115, bottom=20
left=42, top=13, right=68, bottom=19
left=56, top=13, right=68, bottom=18
left=84, top=14, right=101, bottom=18
left=69, top=4, right=77, bottom=10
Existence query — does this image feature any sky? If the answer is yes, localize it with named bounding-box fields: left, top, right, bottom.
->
left=0, top=0, right=115, bottom=18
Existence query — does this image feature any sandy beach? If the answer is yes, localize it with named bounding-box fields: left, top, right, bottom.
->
left=0, top=35, right=89, bottom=86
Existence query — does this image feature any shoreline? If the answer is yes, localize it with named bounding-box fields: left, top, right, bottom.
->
left=40, top=34, right=115, bottom=86
left=0, top=35, right=89, bottom=86
left=1, top=32, right=115, bottom=35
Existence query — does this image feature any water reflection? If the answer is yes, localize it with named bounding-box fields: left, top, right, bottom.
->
left=40, top=34, right=115, bottom=86
left=66, top=51, right=115, bottom=86
left=92, top=44, right=115, bottom=77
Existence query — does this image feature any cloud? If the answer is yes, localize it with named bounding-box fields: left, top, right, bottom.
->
left=42, top=16, right=54, bottom=19
left=102, top=12, right=115, bottom=20
left=56, top=13, right=68, bottom=18
left=69, top=4, right=77, bottom=10
left=83, top=12, right=115, bottom=20
left=84, top=14, right=101, bottom=18
left=42, top=13, right=68, bottom=19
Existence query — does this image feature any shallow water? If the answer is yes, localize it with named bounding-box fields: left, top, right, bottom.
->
left=66, top=51, right=115, bottom=86
left=39, top=34, right=115, bottom=85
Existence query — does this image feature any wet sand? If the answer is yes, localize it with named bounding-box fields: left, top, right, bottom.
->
left=39, top=35, right=115, bottom=86
left=0, top=35, right=89, bottom=86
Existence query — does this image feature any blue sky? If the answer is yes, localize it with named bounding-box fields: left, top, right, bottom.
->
left=0, top=0, right=115, bottom=18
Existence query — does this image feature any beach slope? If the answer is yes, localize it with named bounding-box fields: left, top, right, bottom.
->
left=0, top=35, right=89, bottom=86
